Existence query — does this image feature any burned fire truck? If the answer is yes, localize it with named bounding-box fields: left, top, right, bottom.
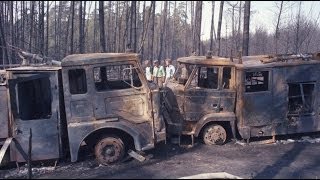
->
left=162, top=52, right=320, bottom=145
left=1, top=50, right=320, bottom=167
left=0, top=52, right=166, bottom=166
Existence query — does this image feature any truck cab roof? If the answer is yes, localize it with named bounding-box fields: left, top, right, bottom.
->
left=61, top=53, right=140, bottom=67
left=177, top=53, right=320, bottom=70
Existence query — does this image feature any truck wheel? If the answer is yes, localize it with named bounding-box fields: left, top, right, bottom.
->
left=203, top=124, right=227, bottom=145
left=94, top=135, right=125, bottom=165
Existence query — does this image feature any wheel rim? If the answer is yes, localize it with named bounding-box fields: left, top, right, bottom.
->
left=203, top=125, right=226, bottom=145
left=95, top=137, right=124, bottom=165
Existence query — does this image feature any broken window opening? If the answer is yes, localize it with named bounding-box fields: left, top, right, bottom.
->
left=174, top=63, right=195, bottom=85
left=189, top=66, right=219, bottom=89
left=69, top=69, right=87, bottom=94
left=288, top=82, right=315, bottom=115
left=223, top=67, right=231, bottom=89
left=245, top=71, right=269, bottom=92
left=94, top=64, right=142, bottom=91
left=17, top=76, right=52, bottom=120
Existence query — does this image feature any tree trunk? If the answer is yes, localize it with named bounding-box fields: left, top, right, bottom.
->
left=217, top=1, right=224, bottom=56
left=150, top=1, right=155, bottom=61
left=184, top=1, right=188, bottom=55
left=134, top=1, right=137, bottom=52
left=22, top=1, right=25, bottom=50
left=107, top=1, right=111, bottom=51
left=191, top=1, right=195, bottom=52
left=9, top=1, right=14, bottom=63
left=40, top=1, right=45, bottom=55
left=124, top=1, right=130, bottom=52
left=0, top=2, right=9, bottom=65
left=158, top=1, right=167, bottom=61
left=171, top=1, right=177, bottom=59
left=45, top=1, right=49, bottom=56
left=294, top=1, right=302, bottom=54
left=242, top=1, right=251, bottom=56
left=93, top=1, right=97, bottom=52
left=54, top=1, right=57, bottom=55
left=29, top=1, right=35, bottom=52
left=70, top=1, right=75, bottom=54
left=139, top=1, right=146, bottom=58
left=275, top=1, right=283, bottom=54
left=114, top=1, right=119, bottom=52
left=57, top=1, right=62, bottom=58
left=99, top=1, right=106, bottom=52
left=196, top=1, right=203, bottom=55
left=79, top=1, right=84, bottom=53
left=210, top=1, right=216, bottom=51
left=237, top=1, right=242, bottom=52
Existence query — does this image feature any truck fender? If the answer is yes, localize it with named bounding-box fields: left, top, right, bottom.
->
left=194, top=112, right=236, bottom=137
left=68, top=123, right=150, bottom=162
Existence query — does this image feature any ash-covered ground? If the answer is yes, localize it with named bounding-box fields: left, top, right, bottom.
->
left=1, top=133, right=320, bottom=179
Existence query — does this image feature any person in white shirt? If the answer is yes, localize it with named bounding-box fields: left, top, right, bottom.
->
left=164, top=58, right=176, bottom=84
left=144, top=60, right=153, bottom=82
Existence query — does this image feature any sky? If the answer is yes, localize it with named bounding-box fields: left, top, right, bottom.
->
left=200, top=1, right=320, bottom=40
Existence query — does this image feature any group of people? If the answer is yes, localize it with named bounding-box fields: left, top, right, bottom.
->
left=144, top=58, right=176, bottom=88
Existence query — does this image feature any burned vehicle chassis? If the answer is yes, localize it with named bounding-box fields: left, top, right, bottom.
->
left=162, top=53, right=320, bottom=145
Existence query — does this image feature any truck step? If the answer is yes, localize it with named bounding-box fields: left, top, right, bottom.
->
left=128, top=149, right=146, bottom=162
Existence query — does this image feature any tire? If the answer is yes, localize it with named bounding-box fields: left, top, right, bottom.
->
left=203, top=124, right=227, bottom=145
left=94, top=135, right=125, bottom=165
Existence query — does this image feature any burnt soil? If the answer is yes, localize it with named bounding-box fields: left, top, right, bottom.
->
left=1, top=133, right=320, bottom=179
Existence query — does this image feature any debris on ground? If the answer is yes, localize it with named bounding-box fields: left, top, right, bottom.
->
left=179, top=172, right=243, bottom=179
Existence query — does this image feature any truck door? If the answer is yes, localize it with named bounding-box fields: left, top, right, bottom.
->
left=184, top=66, right=236, bottom=119
left=243, top=69, right=273, bottom=126
left=8, top=71, right=61, bottom=162
left=184, top=66, right=222, bottom=121
left=92, top=63, right=152, bottom=125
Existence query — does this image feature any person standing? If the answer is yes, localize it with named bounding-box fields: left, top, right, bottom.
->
left=164, top=58, right=175, bottom=85
left=144, top=60, right=153, bottom=82
left=152, top=60, right=165, bottom=88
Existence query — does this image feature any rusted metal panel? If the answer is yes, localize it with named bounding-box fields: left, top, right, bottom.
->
left=61, top=53, right=161, bottom=162
left=61, top=53, right=140, bottom=66
left=7, top=69, right=61, bottom=162
left=166, top=53, right=320, bottom=142
left=0, top=71, right=8, bottom=139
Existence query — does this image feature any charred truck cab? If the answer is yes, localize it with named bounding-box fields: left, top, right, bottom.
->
left=61, top=53, right=166, bottom=165
left=0, top=52, right=166, bottom=166
left=162, top=52, right=320, bottom=145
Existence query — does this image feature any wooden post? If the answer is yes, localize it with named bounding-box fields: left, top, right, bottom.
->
left=28, top=128, right=32, bottom=179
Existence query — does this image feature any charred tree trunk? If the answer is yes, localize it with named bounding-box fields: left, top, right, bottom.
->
left=9, top=1, right=14, bottom=62
left=70, top=1, right=75, bottom=54
left=29, top=1, right=35, bottom=52
left=39, top=1, right=45, bottom=55
left=158, top=1, right=167, bottom=61
left=195, top=1, right=203, bottom=55
left=237, top=1, right=242, bottom=52
left=150, top=1, right=155, bottom=61
left=0, top=3, right=9, bottom=65
left=294, top=1, right=302, bottom=54
left=22, top=1, right=25, bottom=50
left=93, top=1, right=97, bottom=52
left=242, top=1, right=250, bottom=56
left=99, top=1, right=106, bottom=52
left=45, top=1, right=49, bottom=56
left=210, top=1, right=216, bottom=51
left=275, top=1, right=283, bottom=54
left=217, top=1, right=224, bottom=56
left=79, top=1, right=84, bottom=53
